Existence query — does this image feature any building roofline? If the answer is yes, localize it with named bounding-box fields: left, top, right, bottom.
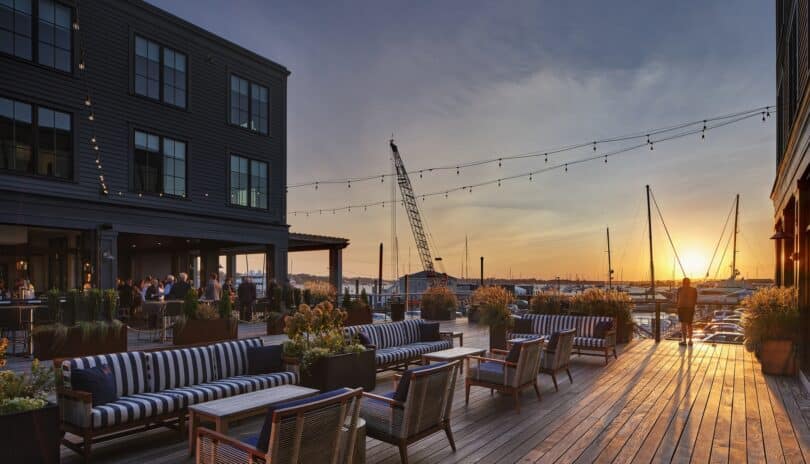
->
left=133, top=0, right=291, bottom=76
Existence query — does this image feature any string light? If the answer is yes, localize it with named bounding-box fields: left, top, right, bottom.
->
left=593, top=141, right=597, bottom=151
left=544, top=153, right=548, bottom=163
left=288, top=107, right=774, bottom=217
left=498, top=158, right=502, bottom=167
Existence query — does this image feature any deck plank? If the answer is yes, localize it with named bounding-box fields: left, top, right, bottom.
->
left=54, top=320, right=810, bottom=464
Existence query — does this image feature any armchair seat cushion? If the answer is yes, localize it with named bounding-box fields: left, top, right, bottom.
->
left=91, top=392, right=184, bottom=429
left=574, top=337, right=606, bottom=348
left=468, top=361, right=515, bottom=385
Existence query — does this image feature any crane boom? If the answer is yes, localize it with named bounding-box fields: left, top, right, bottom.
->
left=389, top=139, right=435, bottom=274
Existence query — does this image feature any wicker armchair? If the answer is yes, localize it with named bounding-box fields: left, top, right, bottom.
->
left=196, top=387, right=363, bottom=464
left=539, top=328, right=576, bottom=391
left=465, top=338, right=543, bottom=413
left=360, top=361, right=459, bottom=464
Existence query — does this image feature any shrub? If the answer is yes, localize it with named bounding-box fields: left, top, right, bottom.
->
left=741, top=287, right=800, bottom=352
left=421, top=285, right=458, bottom=316
left=87, top=288, right=102, bottom=321
left=472, top=286, right=514, bottom=329
left=218, top=289, right=234, bottom=319
left=0, top=339, right=55, bottom=415
left=183, top=290, right=200, bottom=320
left=282, top=301, right=363, bottom=371
left=360, top=288, right=369, bottom=306
left=271, top=284, right=283, bottom=312
left=304, top=281, right=337, bottom=304
left=46, top=288, right=61, bottom=322
left=530, top=292, right=568, bottom=315
left=103, top=289, right=118, bottom=321
left=570, top=288, right=632, bottom=329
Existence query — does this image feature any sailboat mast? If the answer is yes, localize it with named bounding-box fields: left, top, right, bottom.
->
left=606, top=227, right=613, bottom=290
left=732, top=194, right=739, bottom=280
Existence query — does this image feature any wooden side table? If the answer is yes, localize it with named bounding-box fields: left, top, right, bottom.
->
left=440, top=331, right=464, bottom=346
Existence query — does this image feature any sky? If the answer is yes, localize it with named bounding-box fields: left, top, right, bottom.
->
left=149, top=0, right=776, bottom=281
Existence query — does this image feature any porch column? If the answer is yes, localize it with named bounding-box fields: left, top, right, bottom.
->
left=97, top=227, right=118, bottom=290
left=201, top=250, right=220, bottom=283
left=266, top=244, right=288, bottom=285
left=329, top=247, right=343, bottom=297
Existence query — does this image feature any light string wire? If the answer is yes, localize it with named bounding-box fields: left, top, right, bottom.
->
left=704, top=198, right=736, bottom=278
left=289, top=109, right=773, bottom=216
left=288, top=105, right=773, bottom=190
left=73, top=2, right=108, bottom=195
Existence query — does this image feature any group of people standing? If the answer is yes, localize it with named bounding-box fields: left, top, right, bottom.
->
left=117, top=272, right=258, bottom=321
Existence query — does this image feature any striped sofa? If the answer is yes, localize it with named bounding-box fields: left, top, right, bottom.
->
left=57, top=338, right=297, bottom=460
left=343, top=320, right=453, bottom=371
left=509, top=314, right=618, bottom=364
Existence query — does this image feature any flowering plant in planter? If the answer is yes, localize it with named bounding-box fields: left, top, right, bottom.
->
left=282, top=301, right=365, bottom=372
left=421, top=285, right=458, bottom=320
left=472, top=286, right=514, bottom=329
left=0, top=338, right=55, bottom=415
left=741, top=287, right=799, bottom=351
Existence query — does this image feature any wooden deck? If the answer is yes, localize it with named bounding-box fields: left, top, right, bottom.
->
left=60, top=319, right=810, bottom=463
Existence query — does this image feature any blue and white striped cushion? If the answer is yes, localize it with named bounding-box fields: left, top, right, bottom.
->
left=373, top=339, right=453, bottom=366
left=209, top=338, right=263, bottom=380
left=91, top=392, right=183, bottom=428
left=161, top=381, right=242, bottom=406
left=63, top=352, right=149, bottom=397
left=214, top=372, right=299, bottom=393
left=150, top=346, right=215, bottom=391
left=344, top=324, right=379, bottom=347
left=523, top=314, right=546, bottom=335
left=576, top=316, right=613, bottom=338
left=574, top=336, right=607, bottom=348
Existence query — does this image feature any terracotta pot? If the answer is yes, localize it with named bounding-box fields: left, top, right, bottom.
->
left=758, top=340, right=797, bottom=376
left=173, top=318, right=237, bottom=346
left=32, top=325, right=127, bottom=360
left=0, top=402, right=59, bottom=463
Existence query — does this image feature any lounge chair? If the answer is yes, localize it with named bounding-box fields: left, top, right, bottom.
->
left=465, top=338, right=543, bottom=413
left=539, top=328, right=576, bottom=391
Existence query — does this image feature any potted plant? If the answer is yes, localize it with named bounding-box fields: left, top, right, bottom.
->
left=420, top=285, right=458, bottom=320
left=742, top=287, right=799, bottom=375
left=570, top=289, right=633, bottom=343
left=342, top=293, right=373, bottom=326
left=0, top=338, right=59, bottom=463
left=282, top=301, right=375, bottom=391
left=173, top=291, right=238, bottom=345
left=472, top=286, right=514, bottom=350
left=304, top=281, right=337, bottom=305
left=103, top=289, right=118, bottom=321
left=529, top=292, right=568, bottom=315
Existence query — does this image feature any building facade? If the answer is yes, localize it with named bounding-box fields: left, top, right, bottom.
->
left=0, top=0, right=346, bottom=296
left=772, top=0, right=810, bottom=370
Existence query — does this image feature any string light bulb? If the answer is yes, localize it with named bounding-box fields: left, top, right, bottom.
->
left=88, top=112, right=94, bottom=121
left=84, top=96, right=91, bottom=106
left=498, top=158, right=502, bottom=167
left=544, top=153, right=548, bottom=163
left=565, top=164, right=568, bottom=172
left=593, top=141, right=597, bottom=151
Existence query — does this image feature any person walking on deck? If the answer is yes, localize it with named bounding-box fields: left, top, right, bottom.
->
left=676, top=277, right=698, bottom=346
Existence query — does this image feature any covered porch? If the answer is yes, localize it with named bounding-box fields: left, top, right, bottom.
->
left=288, top=232, right=349, bottom=293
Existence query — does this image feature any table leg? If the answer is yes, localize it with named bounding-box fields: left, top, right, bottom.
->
left=188, top=410, right=198, bottom=456
left=459, top=334, right=463, bottom=346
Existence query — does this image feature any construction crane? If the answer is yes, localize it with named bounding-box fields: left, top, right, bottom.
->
left=389, top=139, right=442, bottom=283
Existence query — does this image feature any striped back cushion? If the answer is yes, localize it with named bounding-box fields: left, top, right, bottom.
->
left=576, top=316, right=613, bottom=338
left=373, top=320, right=422, bottom=348
left=344, top=323, right=375, bottom=345
left=546, top=315, right=577, bottom=334
left=62, top=352, right=149, bottom=397
left=523, top=314, right=547, bottom=335
left=150, top=346, right=215, bottom=391
left=210, top=338, right=263, bottom=379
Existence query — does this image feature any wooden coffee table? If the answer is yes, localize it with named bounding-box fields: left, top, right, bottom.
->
left=422, top=347, right=486, bottom=374
left=188, top=384, right=318, bottom=455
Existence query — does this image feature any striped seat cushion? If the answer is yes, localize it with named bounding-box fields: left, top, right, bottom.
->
left=91, top=392, right=183, bottom=429
left=62, top=352, right=149, bottom=397
left=209, top=338, right=263, bottom=380
left=209, top=372, right=299, bottom=394
left=574, top=337, right=607, bottom=348
left=518, top=315, right=614, bottom=339
left=161, top=380, right=242, bottom=406
left=150, top=346, right=216, bottom=391
left=374, top=339, right=453, bottom=366
left=344, top=320, right=424, bottom=349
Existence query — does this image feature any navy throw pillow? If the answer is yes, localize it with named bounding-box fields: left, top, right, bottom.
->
left=513, top=317, right=533, bottom=334
left=247, top=345, right=283, bottom=375
left=393, top=361, right=448, bottom=402
left=420, top=322, right=440, bottom=342
left=594, top=321, right=613, bottom=339
left=505, top=341, right=525, bottom=363
left=71, top=365, right=118, bottom=407
left=357, top=331, right=373, bottom=347
left=255, top=388, right=349, bottom=453
left=547, top=332, right=561, bottom=351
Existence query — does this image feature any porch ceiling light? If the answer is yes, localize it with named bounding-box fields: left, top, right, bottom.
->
left=770, top=228, right=792, bottom=240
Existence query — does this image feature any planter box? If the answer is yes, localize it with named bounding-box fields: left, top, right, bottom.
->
left=266, top=313, right=286, bottom=335
left=300, top=349, right=376, bottom=392
left=421, top=306, right=456, bottom=321
left=489, top=326, right=507, bottom=351
left=390, top=303, right=405, bottom=322
left=616, top=321, right=633, bottom=344
left=173, top=318, right=237, bottom=346
left=468, top=305, right=480, bottom=323
left=32, top=325, right=127, bottom=361
left=0, top=402, right=59, bottom=463
left=758, top=340, right=798, bottom=376
left=345, top=307, right=372, bottom=326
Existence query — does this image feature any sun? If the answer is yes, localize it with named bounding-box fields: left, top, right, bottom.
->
left=680, top=250, right=709, bottom=279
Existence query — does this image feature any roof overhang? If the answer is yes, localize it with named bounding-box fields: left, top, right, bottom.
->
left=288, top=232, right=349, bottom=252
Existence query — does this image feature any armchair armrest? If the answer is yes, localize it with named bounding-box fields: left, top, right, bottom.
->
left=57, top=387, right=92, bottom=429
left=465, top=355, right=517, bottom=367
left=490, top=348, right=509, bottom=355
left=196, top=427, right=267, bottom=461
left=362, top=392, right=405, bottom=408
